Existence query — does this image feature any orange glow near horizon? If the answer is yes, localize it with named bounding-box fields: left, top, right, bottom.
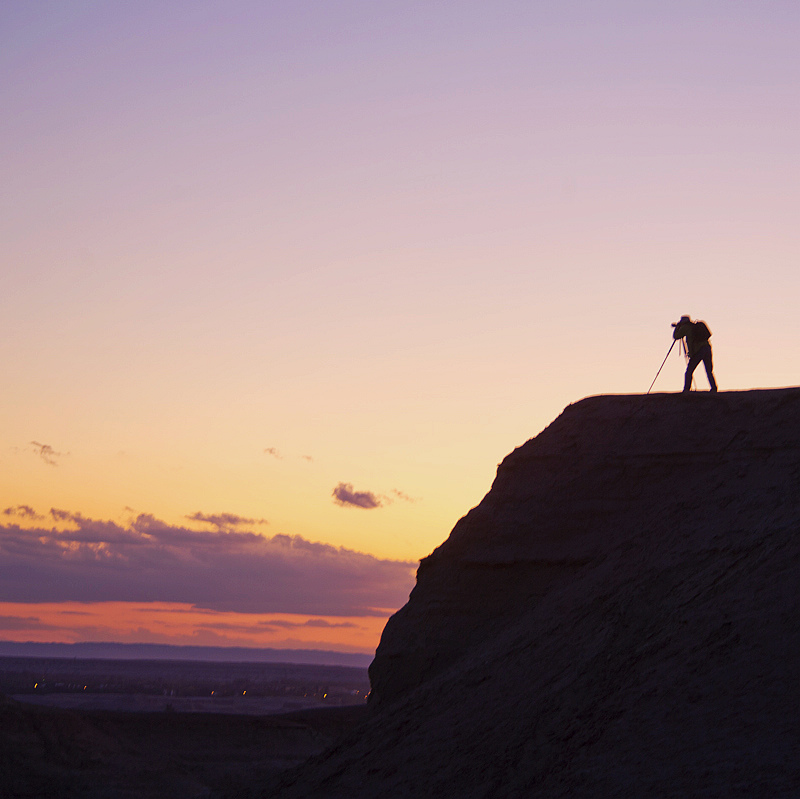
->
left=0, top=601, right=391, bottom=655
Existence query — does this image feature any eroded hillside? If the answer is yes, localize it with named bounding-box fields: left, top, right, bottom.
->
left=272, top=389, right=800, bottom=798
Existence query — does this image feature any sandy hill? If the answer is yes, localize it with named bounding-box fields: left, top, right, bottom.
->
left=271, top=388, right=800, bottom=799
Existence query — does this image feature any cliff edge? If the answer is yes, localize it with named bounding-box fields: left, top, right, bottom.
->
left=273, top=388, right=800, bottom=798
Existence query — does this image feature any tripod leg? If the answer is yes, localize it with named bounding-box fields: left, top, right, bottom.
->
left=647, top=340, right=676, bottom=394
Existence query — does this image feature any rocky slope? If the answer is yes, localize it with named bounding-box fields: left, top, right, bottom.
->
left=271, top=388, right=800, bottom=798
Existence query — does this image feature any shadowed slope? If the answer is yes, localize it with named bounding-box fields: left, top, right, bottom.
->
left=271, top=388, right=800, bottom=798
left=0, top=693, right=366, bottom=799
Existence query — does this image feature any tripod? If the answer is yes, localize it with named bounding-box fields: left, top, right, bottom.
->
left=648, top=338, right=698, bottom=394
left=647, top=340, right=676, bottom=394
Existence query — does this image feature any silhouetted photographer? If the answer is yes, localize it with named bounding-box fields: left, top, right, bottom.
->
left=672, top=315, right=717, bottom=393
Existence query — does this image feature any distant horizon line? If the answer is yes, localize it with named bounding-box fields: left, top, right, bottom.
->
left=0, top=640, right=374, bottom=668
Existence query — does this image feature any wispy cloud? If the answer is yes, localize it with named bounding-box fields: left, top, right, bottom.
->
left=390, top=489, right=417, bottom=503
left=264, top=448, right=315, bottom=463
left=3, top=505, right=45, bottom=520
left=186, top=512, right=269, bottom=530
left=303, top=618, right=357, bottom=628
left=0, top=510, right=416, bottom=616
left=332, top=483, right=382, bottom=509
left=30, top=441, right=67, bottom=466
left=0, top=614, right=61, bottom=631
left=193, top=618, right=360, bottom=634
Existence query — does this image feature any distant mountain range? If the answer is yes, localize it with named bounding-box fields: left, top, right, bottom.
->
left=0, top=640, right=373, bottom=667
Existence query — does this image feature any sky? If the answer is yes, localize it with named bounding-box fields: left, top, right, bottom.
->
left=2, top=0, right=800, bottom=657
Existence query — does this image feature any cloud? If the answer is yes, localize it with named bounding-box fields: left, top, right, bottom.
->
left=390, top=489, right=417, bottom=503
left=303, top=618, right=358, bottom=628
left=0, top=511, right=416, bottom=616
left=193, top=618, right=360, bottom=634
left=258, top=618, right=359, bottom=630
left=30, top=441, right=67, bottom=466
left=3, top=505, right=44, bottom=520
left=330, top=485, right=417, bottom=509
left=47, top=509, right=142, bottom=544
left=332, top=483, right=382, bottom=509
left=186, top=512, right=268, bottom=530
left=0, top=614, right=61, bottom=631
left=264, top=448, right=315, bottom=463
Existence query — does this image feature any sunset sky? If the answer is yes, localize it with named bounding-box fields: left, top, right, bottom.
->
left=2, top=1, right=800, bottom=656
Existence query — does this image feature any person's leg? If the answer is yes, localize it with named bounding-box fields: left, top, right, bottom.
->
left=684, top=354, right=701, bottom=392
left=702, top=346, right=717, bottom=391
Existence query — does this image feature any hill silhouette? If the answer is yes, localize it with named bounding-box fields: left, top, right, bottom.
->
left=271, top=388, right=800, bottom=798
left=0, top=692, right=366, bottom=798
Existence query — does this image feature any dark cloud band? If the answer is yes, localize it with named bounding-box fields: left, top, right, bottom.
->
left=0, top=511, right=416, bottom=616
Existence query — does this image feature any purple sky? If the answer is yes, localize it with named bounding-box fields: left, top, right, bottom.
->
left=2, top=1, right=800, bottom=651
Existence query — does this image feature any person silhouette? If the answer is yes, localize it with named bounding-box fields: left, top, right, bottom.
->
left=672, top=315, right=718, bottom=393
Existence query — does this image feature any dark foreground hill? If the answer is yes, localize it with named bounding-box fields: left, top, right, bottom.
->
left=0, top=693, right=366, bottom=798
left=270, top=388, right=800, bottom=798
